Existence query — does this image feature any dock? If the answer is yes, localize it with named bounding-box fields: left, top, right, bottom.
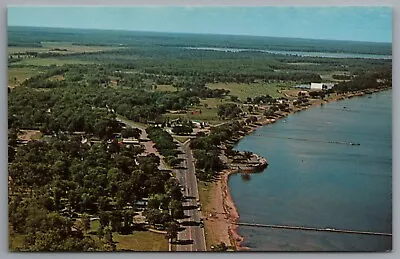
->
left=235, top=222, right=392, bottom=236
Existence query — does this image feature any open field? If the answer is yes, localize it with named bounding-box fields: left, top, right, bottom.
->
left=113, top=232, right=169, bottom=251
left=89, top=219, right=168, bottom=251
left=320, top=70, right=351, bottom=81
left=207, top=82, right=287, bottom=100
left=165, top=107, right=225, bottom=125
left=13, top=58, right=94, bottom=66
left=154, top=84, right=177, bottom=92
left=8, top=43, right=125, bottom=55
left=8, top=67, right=42, bottom=87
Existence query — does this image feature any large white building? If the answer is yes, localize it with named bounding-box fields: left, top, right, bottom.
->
left=310, top=82, right=334, bottom=90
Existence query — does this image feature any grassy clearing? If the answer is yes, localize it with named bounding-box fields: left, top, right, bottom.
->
left=9, top=231, right=26, bottom=251
left=115, top=114, right=147, bottom=129
left=165, top=107, right=224, bottom=125
left=198, top=181, right=213, bottom=213
left=14, top=58, right=94, bottom=66
left=18, top=130, right=42, bottom=141
left=173, top=135, right=192, bottom=143
left=90, top=219, right=101, bottom=233
left=8, top=67, right=41, bottom=87
left=89, top=219, right=168, bottom=251
left=47, top=74, right=65, bottom=81
left=207, top=82, right=287, bottom=100
left=198, top=180, right=215, bottom=250
left=113, top=231, right=169, bottom=251
left=154, top=84, right=177, bottom=92
left=200, top=98, right=227, bottom=108
left=320, top=70, right=350, bottom=81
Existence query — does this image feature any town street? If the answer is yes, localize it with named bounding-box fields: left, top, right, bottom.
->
left=175, top=140, right=206, bottom=251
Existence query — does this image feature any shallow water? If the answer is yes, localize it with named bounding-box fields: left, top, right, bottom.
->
left=230, top=90, right=392, bottom=251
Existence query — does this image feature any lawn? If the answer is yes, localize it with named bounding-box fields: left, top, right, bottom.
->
left=198, top=181, right=213, bottom=211
left=90, top=219, right=168, bottom=251
left=113, top=232, right=169, bottom=251
left=207, top=82, right=287, bottom=100
left=8, top=67, right=42, bottom=87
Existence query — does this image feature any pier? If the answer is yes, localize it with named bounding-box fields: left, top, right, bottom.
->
left=252, top=134, right=360, bottom=146
left=235, top=222, right=392, bottom=236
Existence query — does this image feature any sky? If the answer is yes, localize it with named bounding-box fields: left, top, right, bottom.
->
left=7, top=6, right=392, bottom=43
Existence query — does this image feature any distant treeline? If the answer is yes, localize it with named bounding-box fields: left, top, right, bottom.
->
left=8, top=26, right=392, bottom=55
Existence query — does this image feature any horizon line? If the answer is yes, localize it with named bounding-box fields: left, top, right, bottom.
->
left=7, top=25, right=393, bottom=45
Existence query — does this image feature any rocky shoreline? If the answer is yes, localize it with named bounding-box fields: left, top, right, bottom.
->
left=213, top=87, right=391, bottom=251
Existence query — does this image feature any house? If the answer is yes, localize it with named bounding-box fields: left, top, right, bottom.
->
left=310, top=82, right=334, bottom=90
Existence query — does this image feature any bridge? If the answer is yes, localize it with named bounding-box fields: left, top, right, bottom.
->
left=235, top=222, right=392, bottom=236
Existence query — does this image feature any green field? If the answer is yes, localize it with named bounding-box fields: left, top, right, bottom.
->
left=165, top=107, right=224, bottom=125
left=207, top=82, right=287, bottom=100
left=8, top=67, right=42, bottom=86
left=113, top=232, right=169, bottom=251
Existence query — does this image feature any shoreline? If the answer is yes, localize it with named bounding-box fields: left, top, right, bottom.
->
left=208, top=87, right=391, bottom=251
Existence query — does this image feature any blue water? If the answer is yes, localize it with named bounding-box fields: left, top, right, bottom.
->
left=230, top=90, right=392, bottom=251
left=183, top=47, right=392, bottom=60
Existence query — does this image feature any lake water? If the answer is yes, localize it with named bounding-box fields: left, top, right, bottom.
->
left=230, top=90, right=392, bottom=251
left=183, top=47, right=392, bottom=60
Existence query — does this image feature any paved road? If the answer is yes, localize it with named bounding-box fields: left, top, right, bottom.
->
left=175, top=141, right=206, bottom=252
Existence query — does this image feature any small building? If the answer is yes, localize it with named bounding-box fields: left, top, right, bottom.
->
left=311, top=82, right=334, bottom=90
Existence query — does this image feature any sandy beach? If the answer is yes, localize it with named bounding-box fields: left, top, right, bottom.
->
left=203, top=87, right=390, bottom=251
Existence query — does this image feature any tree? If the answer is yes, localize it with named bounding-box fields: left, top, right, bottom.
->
left=103, top=226, right=116, bottom=251
left=211, top=242, right=228, bottom=251
left=121, top=127, right=141, bottom=139
left=168, top=199, right=184, bottom=219
left=99, top=211, right=110, bottom=229
left=165, top=221, right=180, bottom=243
left=81, top=214, right=91, bottom=234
